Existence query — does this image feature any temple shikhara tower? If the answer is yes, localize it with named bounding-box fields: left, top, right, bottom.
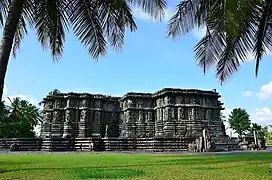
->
left=41, top=88, right=225, bottom=140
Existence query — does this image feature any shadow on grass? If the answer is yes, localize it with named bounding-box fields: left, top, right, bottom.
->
left=156, top=156, right=272, bottom=166
left=0, top=161, right=36, bottom=166
left=0, top=167, right=145, bottom=179
left=1, top=158, right=271, bottom=172
left=72, top=168, right=144, bottom=179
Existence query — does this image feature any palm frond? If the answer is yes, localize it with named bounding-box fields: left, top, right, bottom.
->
left=194, top=28, right=226, bottom=74
left=13, top=15, right=27, bottom=57
left=215, top=0, right=259, bottom=82
left=216, top=31, right=254, bottom=83
left=130, top=0, right=167, bottom=20
left=253, top=0, right=272, bottom=76
left=34, top=0, right=70, bottom=60
left=12, top=0, right=38, bottom=57
left=0, top=0, right=9, bottom=27
left=167, top=0, right=200, bottom=38
left=69, top=0, right=107, bottom=59
left=98, top=0, right=137, bottom=51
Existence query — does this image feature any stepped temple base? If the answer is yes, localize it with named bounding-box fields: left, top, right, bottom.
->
left=0, top=137, right=241, bottom=152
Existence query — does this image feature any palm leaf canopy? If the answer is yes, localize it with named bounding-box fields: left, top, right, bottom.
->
left=0, top=0, right=166, bottom=60
left=168, top=0, right=271, bottom=83
left=8, top=97, right=42, bottom=127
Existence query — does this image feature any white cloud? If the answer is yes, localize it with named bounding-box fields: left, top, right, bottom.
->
left=250, top=107, right=272, bottom=125
left=257, top=81, right=272, bottom=100
left=243, top=90, right=253, bottom=97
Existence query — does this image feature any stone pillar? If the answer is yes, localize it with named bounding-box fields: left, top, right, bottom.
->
left=92, top=111, right=101, bottom=137
left=41, top=111, right=53, bottom=138
left=205, top=109, right=213, bottom=137
left=193, top=107, right=203, bottom=137
left=203, top=129, right=207, bottom=151
left=109, top=112, right=119, bottom=137
left=187, top=108, right=194, bottom=137
left=145, top=111, right=155, bottom=137
left=127, top=110, right=136, bottom=138
left=51, top=110, right=63, bottom=138
left=176, top=107, right=185, bottom=137
left=78, top=109, right=89, bottom=137
left=155, top=108, right=163, bottom=137
left=63, top=109, right=74, bottom=138
left=163, top=107, right=176, bottom=137
left=136, top=110, right=146, bottom=137
left=119, top=112, right=127, bottom=138
left=50, top=97, right=64, bottom=138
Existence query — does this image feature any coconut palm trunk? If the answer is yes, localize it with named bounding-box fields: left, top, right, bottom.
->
left=0, top=0, right=25, bottom=100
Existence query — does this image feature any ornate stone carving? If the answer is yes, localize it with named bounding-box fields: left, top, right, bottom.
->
left=176, top=96, right=183, bottom=104
left=206, top=98, right=212, bottom=106
left=45, top=100, right=53, bottom=109
left=190, top=96, right=196, bottom=104
left=164, top=96, right=170, bottom=105
left=170, top=108, right=175, bottom=119
left=80, top=110, right=89, bottom=122
left=55, top=99, right=62, bottom=108
left=66, top=98, right=75, bottom=108
left=138, top=110, right=144, bottom=123
left=147, top=111, right=153, bottom=121
left=156, top=99, right=161, bottom=107
left=188, top=108, right=194, bottom=120
left=138, top=100, right=144, bottom=108
left=94, top=100, right=101, bottom=108
left=53, top=111, right=62, bottom=122
left=177, top=107, right=185, bottom=120
left=206, top=109, right=212, bottom=120
left=80, top=99, right=88, bottom=108
left=195, top=108, right=200, bottom=120
left=44, top=112, right=52, bottom=122
left=184, top=95, right=189, bottom=104
left=65, top=109, right=73, bottom=122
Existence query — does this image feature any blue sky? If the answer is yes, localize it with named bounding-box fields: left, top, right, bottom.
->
left=3, top=2, right=272, bottom=133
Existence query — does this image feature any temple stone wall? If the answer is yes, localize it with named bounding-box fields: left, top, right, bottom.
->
left=41, top=88, right=224, bottom=141
left=41, top=93, right=120, bottom=139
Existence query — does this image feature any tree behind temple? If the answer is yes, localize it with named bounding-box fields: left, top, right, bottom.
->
left=0, top=97, right=41, bottom=138
left=48, top=89, right=61, bottom=96
left=228, top=108, right=251, bottom=138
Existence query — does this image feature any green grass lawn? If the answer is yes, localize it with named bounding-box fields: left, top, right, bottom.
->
left=1, top=152, right=272, bottom=180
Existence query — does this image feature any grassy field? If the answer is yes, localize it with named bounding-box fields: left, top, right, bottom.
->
left=1, top=152, right=272, bottom=180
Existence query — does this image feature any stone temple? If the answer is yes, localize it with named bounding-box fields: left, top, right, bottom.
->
left=41, top=88, right=224, bottom=139
left=37, top=88, right=239, bottom=152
